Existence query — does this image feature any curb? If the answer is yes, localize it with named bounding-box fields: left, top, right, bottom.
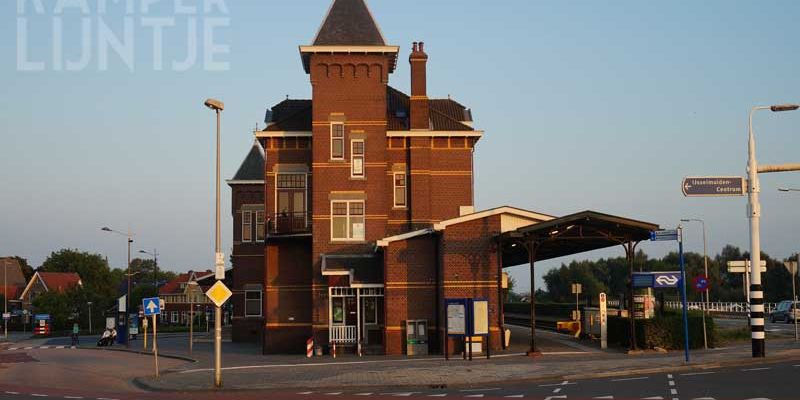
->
left=129, top=351, right=800, bottom=393
left=77, top=346, right=198, bottom=363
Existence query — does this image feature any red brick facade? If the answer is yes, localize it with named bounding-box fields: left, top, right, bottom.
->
left=227, top=0, right=544, bottom=356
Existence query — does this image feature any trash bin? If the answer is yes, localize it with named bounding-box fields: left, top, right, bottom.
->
left=405, top=320, right=428, bottom=356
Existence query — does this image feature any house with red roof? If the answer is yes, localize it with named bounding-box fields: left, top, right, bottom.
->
left=19, top=271, right=83, bottom=311
left=1, top=258, right=27, bottom=312
left=158, top=270, right=217, bottom=325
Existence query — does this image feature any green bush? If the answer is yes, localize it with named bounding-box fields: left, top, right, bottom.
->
left=608, top=311, right=715, bottom=350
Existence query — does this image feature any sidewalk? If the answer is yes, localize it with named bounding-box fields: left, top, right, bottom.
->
left=134, top=333, right=800, bottom=392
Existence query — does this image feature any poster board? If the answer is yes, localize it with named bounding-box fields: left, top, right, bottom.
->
left=472, top=299, right=489, bottom=335
left=446, top=299, right=467, bottom=336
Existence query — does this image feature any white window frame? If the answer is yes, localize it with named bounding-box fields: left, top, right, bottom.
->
left=255, top=211, right=265, bottom=242
left=393, top=172, right=407, bottom=208
left=242, top=210, right=253, bottom=243
left=351, top=139, right=365, bottom=178
left=245, top=290, right=263, bottom=318
left=331, top=122, right=345, bottom=160
left=171, top=311, right=178, bottom=323
left=330, top=200, right=366, bottom=242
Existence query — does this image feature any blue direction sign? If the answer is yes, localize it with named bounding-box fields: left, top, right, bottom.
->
left=653, top=272, right=682, bottom=288
left=142, top=297, right=161, bottom=316
left=682, top=176, right=745, bottom=197
left=651, top=229, right=679, bottom=241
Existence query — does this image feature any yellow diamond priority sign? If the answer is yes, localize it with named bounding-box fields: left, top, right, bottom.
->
left=205, top=280, right=233, bottom=308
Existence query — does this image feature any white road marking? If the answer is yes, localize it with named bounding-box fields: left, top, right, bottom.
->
left=464, top=395, right=484, bottom=398
left=743, top=398, right=774, bottom=400
left=460, top=388, right=500, bottom=392
left=4, top=392, right=20, bottom=395
left=296, top=392, right=314, bottom=395
left=8, top=347, right=18, bottom=351
left=611, top=376, right=649, bottom=382
left=741, top=367, right=770, bottom=372
left=640, top=397, right=663, bottom=400
left=324, top=393, right=342, bottom=396
left=681, top=371, right=716, bottom=376
left=427, top=394, right=447, bottom=397
left=670, top=389, right=677, bottom=395
left=23, top=347, right=32, bottom=350
left=96, top=398, right=118, bottom=400
left=63, top=397, right=84, bottom=399
left=539, top=381, right=575, bottom=387
left=593, top=396, right=614, bottom=399
left=354, top=393, right=373, bottom=396
left=56, top=346, right=65, bottom=349
left=388, top=393, right=416, bottom=397
left=668, top=380, right=675, bottom=386
left=690, top=397, right=716, bottom=400
left=504, top=395, right=524, bottom=398
left=40, top=346, right=49, bottom=349
left=667, top=374, right=673, bottom=379
left=552, top=388, right=562, bottom=394
left=543, top=396, right=566, bottom=400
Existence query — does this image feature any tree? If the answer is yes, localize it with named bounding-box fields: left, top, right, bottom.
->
left=32, top=287, right=85, bottom=331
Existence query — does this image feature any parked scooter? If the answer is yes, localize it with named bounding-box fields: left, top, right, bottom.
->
left=96, top=327, right=117, bottom=347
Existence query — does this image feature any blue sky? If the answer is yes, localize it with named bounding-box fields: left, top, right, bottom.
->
left=1, top=0, right=799, bottom=292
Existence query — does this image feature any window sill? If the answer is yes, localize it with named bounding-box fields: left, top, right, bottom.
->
left=350, top=176, right=366, bottom=181
left=329, top=158, right=347, bottom=163
left=392, top=206, right=408, bottom=210
left=330, top=239, right=367, bottom=244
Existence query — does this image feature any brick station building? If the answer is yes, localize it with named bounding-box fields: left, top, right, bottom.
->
left=227, top=0, right=599, bottom=356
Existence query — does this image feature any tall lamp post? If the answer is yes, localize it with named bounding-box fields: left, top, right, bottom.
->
left=3, top=258, right=8, bottom=339
left=138, top=249, right=159, bottom=291
left=87, top=301, right=93, bottom=335
left=187, top=281, right=199, bottom=355
left=101, top=226, right=134, bottom=348
left=681, top=218, right=709, bottom=349
left=746, top=104, right=799, bottom=358
left=778, top=188, right=800, bottom=341
left=204, top=97, right=224, bottom=388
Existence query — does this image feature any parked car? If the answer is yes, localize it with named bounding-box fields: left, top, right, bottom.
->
left=769, top=300, right=799, bottom=323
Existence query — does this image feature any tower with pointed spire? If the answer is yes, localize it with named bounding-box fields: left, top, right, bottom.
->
left=229, top=0, right=485, bottom=355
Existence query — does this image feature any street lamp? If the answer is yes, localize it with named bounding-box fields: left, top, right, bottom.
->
left=3, top=258, right=8, bottom=339
left=187, top=280, right=199, bottom=355
left=777, top=187, right=800, bottom=341
left=204, top=97, right=224, bottom=388
left=87, top=301, right=93, bottom=335
left=138, top=249, right=159, bottom=291
left=746, top=104, right=799, bottom=358
left=101, top=226, right=134, bottom=348
left=681, top=218, right=709, bottom=349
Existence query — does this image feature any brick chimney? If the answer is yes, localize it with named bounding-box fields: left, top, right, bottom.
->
left=409, top=41, right=429, bottom=130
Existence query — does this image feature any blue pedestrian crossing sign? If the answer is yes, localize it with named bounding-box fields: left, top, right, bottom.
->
left=142, top=297, right=161, bottom=316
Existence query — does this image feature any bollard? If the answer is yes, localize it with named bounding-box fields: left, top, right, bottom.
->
left=306, top=338, right=314, bottom=358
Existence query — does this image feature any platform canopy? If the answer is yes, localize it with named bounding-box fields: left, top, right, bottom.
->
left=498, top=210, right=660, bottom=267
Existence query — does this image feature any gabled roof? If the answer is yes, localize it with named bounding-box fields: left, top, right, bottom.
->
left=159, top=270, right=214, bottom=295
left=377, top=206, right=555, bottom=247
left=229, top=140, right=265, bottom=183
left=19, top=272, right=82, bottom=299
left=313, top=0, right=387, bottom=46
left=0, top=258, right=27, bottom=288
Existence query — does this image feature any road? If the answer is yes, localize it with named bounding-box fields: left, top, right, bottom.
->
left=0, top=353, right=798, bottom=400
left=715, top=317, right=798, bottom=336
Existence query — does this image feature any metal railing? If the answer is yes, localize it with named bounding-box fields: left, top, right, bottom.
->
left=664, top=301, right=777, bottom=314
left=268, top=212, right=310, bottom=235
left=329, top=325, right=357, bottom=344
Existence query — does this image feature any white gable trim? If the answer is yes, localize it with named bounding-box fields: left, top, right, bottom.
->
left=299, top=45, right=400, bottom=55
left=18, top=271, right=43, bottom=300
left=255, top=131, right=312, bottom=138
left=433, top=207, right=554, bottom=231
left=376, top=228, right=434, bottom=247
left=386, top=130, right=484, bottom=138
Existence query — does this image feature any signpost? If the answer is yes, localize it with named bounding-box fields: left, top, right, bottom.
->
left=205, top=280, right=232, bottom=387
left=682, top=176, right=746, bottom=197
left=727, top=260, right=767, bottom=311
left=784, top=258, right=798, bottom=341
left=142, top=297, right=161, bottom=378
left=651, top=229, right=691, bottom=362
left=599, top=293, right=608, bottom=350
left=693, top=275, right=711, bottom=348
left=571, top=283, right=582, bottom=321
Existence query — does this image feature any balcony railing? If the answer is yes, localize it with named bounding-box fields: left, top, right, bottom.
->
left=268, top=212, right=311, bottom=235
left=330, top=325, right=357, bottom=344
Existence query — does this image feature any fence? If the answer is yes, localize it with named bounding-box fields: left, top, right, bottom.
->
left=329, top=325, right=357, bottom=344
left=664, top=301, right=776, bottom=314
